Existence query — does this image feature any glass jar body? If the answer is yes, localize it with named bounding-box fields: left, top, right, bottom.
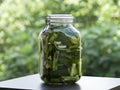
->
left=38, top=24, right=82, bottom=84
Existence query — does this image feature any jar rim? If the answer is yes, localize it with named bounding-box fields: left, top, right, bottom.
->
left=47, top=14, right=74, bottom=19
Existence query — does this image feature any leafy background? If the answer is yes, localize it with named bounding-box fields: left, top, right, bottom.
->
left=0, top=0, right=120, bottom=81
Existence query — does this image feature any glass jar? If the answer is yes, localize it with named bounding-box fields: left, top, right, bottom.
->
left=38, top=14, right=82, bottom=84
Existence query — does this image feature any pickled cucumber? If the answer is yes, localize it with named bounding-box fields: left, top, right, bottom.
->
left=39, top=25, right=82, bottom=84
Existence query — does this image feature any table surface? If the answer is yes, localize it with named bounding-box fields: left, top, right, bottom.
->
left=0, top=74, right=120, bottom=90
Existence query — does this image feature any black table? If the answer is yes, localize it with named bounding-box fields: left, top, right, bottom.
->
left=0, top=74, right=120, bottom=90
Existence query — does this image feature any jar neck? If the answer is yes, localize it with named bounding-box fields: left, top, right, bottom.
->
left=46, top=21, right=73, bottom=26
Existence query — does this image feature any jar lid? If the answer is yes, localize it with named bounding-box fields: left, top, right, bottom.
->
left=46, top=14, right=74, bottom=24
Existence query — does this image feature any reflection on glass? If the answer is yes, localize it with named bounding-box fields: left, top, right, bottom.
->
left=37, top=83, right=81, bottom=90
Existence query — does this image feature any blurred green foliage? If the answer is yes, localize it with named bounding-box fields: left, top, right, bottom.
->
left=0, top=0, right=120, bottom=80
